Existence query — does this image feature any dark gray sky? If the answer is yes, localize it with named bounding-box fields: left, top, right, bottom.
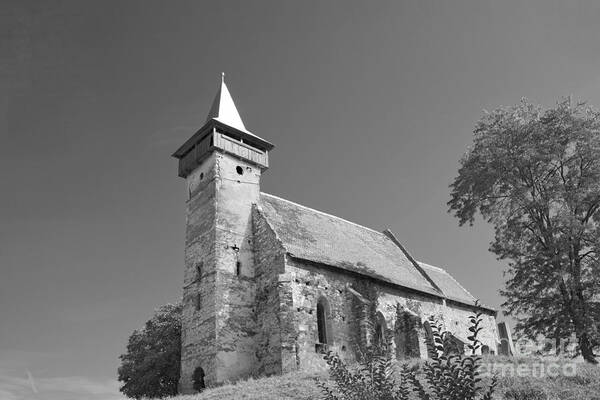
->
left=2, top=1, right=600, bottom=399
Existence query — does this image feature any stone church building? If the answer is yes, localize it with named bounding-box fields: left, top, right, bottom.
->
left=172, top=77, right=499, bottom=393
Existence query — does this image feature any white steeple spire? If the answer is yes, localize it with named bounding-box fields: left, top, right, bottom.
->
left=205, top=72, right=247, bottom=131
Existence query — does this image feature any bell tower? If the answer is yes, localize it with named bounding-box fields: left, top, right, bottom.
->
left=172, top=74, right=274, bottom=392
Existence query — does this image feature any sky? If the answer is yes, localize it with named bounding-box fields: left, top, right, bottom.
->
left=2, top=1, right=600, bottom=399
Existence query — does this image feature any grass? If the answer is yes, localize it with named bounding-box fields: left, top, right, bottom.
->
left=170, top=356, right=600, bottom=400
left=173, top=371, right=326, bottom=400
left=487, top=355, right=600, bottom=400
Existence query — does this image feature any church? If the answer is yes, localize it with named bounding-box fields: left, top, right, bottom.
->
left=172, top=76, right=500, bottom=393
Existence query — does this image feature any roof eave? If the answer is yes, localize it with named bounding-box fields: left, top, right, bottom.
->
left=286, top=253, right=497, bottom=314
left=172, top=119, right=274, bottom=159
left=285, top=253, right=445, bottom=299
left=445, top=297, right=498, bottom=314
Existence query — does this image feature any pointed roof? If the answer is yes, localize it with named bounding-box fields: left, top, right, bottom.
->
left=172, top=74, right=273, bottom=159
left=205, top=72, right=246, bottom=132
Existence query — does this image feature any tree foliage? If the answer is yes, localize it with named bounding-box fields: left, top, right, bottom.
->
left=118, top=302, right=182, bottom=399
left=448, top=98, right=600, bottom=362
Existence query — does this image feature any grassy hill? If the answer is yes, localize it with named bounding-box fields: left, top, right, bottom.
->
left=173, top=371, right=324, bottom=400
left=171, top=356, right=600, bottom=400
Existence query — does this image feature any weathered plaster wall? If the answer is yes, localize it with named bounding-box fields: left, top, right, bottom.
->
left=179, top=153, right=219, bottom=393
left=252, top=206, right=287, bottom=376
left=213, top=153, right=261, bottom=383
left=283, top=258, right=357, bottom=370
left=180, top=152, right=264, bottom=392
left=282, top=257, right=499, bottom=369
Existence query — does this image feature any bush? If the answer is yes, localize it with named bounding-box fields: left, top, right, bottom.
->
left=117, top=302, right=182, bottom=399
left=317, top=339, right=413, bottom=400
left=318, top=304, right=497, bottom=400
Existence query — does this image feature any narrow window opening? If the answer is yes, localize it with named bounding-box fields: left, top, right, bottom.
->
left=236, top=261, right=241, bottom=276
left=374, top=321, right=384, bottom=346
left=195, top=293, right=201, bottom=310
left=317, top=298, right=330, bottom=346
left=195, top=262, right=203, bottom=282
left=374, top=312, right=386, bottom=347
left=316, top=300, right=329, bottom=354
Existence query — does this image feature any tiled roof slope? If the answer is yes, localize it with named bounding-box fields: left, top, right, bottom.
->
left=258, top=193, right=496, bottom=312
left=258, top=193, right=440, bottom=297
left=417, top=262, right=477, bottom=306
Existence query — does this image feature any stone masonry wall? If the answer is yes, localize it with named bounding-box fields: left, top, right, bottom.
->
left=252, top=205, right=287, bottom=376
left=180, top=152, right=265, bottom=392
left=282, top=258, right=499, bottom=369
left=213, top=153, right=261, bottom=383
left=179, top=154, right=219, bottom=393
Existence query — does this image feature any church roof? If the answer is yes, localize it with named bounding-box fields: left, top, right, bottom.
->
left=206, top=73, right=247, bottom=132
left=258, top=193, right=441, bottom=297
left=258, top=193, right=494, bottom=312
left=416, top=262, right=477, bottom=306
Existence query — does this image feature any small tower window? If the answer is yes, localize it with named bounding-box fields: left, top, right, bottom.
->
left=195, top=293, right=201, bottom=310
left=236, top=166, right=244, bottom=175
left=236, top=261, right=241, bottom=276
left=195, top=262, right=203, bottom=282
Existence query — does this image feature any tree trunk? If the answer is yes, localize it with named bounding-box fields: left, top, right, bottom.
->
left=578, top=332, right=598, bottom=364
left=557, top=269, right=597, bottom=363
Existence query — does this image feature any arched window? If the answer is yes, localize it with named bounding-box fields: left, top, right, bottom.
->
left=447, top=334, right=465, bottom=354
left=423, top=320, right=436, bottom=359
left=192, top=367, right=205, bottom=392
left=374, top=312, right=387, bottom=347
left=316, top=297, right=332, bottom=352
left=482, top=345, right=490, bottom=355
left=394, top=310, right=421, bottom=359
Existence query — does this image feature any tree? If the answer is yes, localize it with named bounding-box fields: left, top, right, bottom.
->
left=448, top=98, right=600, bottom=363
left=118, top=302, right=182, bottom=398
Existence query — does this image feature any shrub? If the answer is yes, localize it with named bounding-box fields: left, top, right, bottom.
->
left=318, top=303, right=497, bottom=400
left=317, top=337, right=413, bottom=400
left=416, top=308, right=497, bottom=400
